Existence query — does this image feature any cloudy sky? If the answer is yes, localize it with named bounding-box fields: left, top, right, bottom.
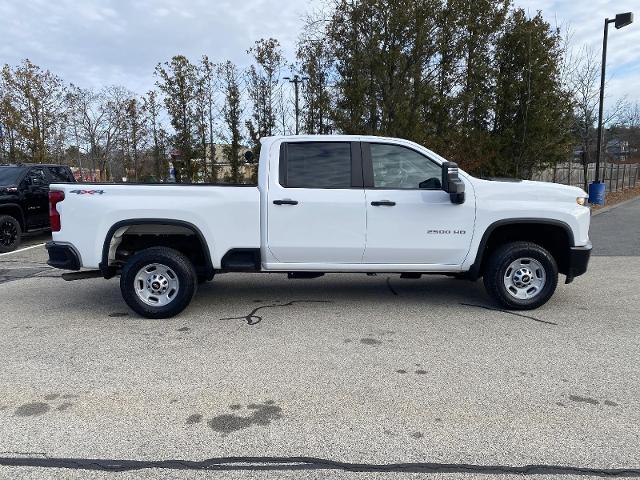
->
left=1, top=0, right=638, bottom=106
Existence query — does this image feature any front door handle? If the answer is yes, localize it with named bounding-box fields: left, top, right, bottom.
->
left=371, top=200, right=396, bottom=206
left=273, top=199, right=299, bottom=205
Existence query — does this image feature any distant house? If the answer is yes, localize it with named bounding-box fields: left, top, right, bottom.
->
left=606, top=138, right=629, bottom=162
left=187, top=143, right=255, bottom=183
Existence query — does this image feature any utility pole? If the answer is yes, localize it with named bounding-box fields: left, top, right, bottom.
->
left=590, top=12, right=633, bottom=204
left=284, top=75, right=308, bottom=135
left=594, top=19, right=611, bottom=183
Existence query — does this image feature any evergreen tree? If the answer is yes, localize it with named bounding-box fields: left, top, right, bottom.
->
left=123, top=96, right=146, bottom=181
left=492, top=9, right=572, bottom=178
left=142, top=90, right=164, bottom=181
left=155, top=55, right=198, bottom=182
left=246, top=38, right=283, bottom=152
left=0, top=60, right=67, bottom=163
left=221, top=61, right=243, bottom=183
left=297, top=39, right=333, bottom=134
left=200, top=55, right=219, bottom=181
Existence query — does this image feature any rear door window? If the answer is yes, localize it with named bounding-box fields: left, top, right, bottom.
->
left=282, top=142, right=352, bottom=188
left=47, top=166, right=75, bottom=182
left=27, top=167, right=48, bottom=186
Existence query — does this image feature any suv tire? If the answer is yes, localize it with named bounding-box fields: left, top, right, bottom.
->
left=0, top=215, right=21, bottom=253
left=483, top=241, right=558, bottom=310
left=120, top=247, right=197, bottom=319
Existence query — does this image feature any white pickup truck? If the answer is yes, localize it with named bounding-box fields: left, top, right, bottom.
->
left=46, top=135, right=592, bottom=318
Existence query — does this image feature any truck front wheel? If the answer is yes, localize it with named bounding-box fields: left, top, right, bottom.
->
left=0, top=215, right=21, bottom=253
left=120, top=247, right=197, bottom=319
left=483, top=241, right=558, bottom=310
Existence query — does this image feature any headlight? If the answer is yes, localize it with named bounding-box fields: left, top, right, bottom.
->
left=576, top=197, right=588, bottom=206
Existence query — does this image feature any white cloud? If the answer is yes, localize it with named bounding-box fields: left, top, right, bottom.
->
left=1, top=0, right=637, bottom=107
left=0, top=0, right=313, bottom=92
left=515, top=0, right=639, bottom=105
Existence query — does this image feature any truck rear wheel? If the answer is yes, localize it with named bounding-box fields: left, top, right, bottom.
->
left=483, top=241, right=558, bottom=310
left=0, top=215, right=21, bottom=253
left=120, top=247, right=197, bottom=319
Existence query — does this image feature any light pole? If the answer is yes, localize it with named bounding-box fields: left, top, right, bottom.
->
left=590, top=12, right=633, bottom=205
left=284, top=75, right=308, bottom=135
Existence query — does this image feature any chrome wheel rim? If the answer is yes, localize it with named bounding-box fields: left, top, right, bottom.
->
left=134, top=263, right=180, bottom=307
left=0, top=220, right=18, bottom=247
left=503, top=257, right=546, bottom=300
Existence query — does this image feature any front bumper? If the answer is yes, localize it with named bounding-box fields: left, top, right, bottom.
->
left=46, top=242, right=81, bottom=271
left=565, top=241, right=592, bottom=283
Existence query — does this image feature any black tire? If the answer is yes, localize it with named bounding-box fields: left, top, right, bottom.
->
left=483, top=241, right=558, bottom=310
left=0, top=215, right=22, bottom=253
left=120, top=247, right=197, bottom=319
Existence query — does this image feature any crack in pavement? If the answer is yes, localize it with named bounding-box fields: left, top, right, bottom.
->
left=385, top=277, right=399, bottom=296
left=0, top=455, right=638, bottom=476
left=460, top=303, right=557, bottom=325
left=220, top=300, right=332, bottom=325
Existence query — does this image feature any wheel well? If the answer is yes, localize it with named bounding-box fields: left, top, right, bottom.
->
left=477, top=222, right=572, bottom=277
left=0, top=205, right=25, bottom=230
left=102, top=221, right=213, bottom=279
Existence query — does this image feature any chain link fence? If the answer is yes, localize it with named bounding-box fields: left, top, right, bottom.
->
left=533, top=162, right=640, bottom=192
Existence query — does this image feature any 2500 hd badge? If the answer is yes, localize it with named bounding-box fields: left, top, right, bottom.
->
left=427, top=229, right=466, bottom=235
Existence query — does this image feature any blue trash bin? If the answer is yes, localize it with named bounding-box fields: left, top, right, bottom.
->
left=588, top=181, right=606, bottom=206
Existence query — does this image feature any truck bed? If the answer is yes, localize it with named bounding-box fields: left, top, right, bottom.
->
left=50, top=183, right=260, bottom=269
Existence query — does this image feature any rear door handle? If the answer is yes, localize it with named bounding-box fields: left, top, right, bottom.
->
left=273, top=199, right=299, bottom=205
left=371, top=200, right=396, bottom=206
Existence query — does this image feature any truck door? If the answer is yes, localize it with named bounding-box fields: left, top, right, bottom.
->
left=362, top=142, right=475, bottom=266
left=22, top=167, right=50, bottom=228
left=266, top=141, right=366, bottom=264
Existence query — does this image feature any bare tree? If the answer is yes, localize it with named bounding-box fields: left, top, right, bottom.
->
left=67, top=85, right=130, bottom=181
left=568, top=46, right=627, bottom=189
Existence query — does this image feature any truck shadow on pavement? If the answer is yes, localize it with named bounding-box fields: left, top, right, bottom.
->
left=201, top=273, right=490, bottom=306
left=199, top=274, right=556, bottom=326
left=8, top=271, right=558, bottom=327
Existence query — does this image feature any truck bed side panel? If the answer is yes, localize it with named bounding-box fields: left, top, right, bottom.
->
left=50, top=184, right=260, bottom=269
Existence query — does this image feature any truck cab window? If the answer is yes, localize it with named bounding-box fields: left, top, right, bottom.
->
left=370, top=144, right=442, bottom=189
left=27, top=168, right=47, bottom=186
left=284, top=142, right=352, bottom=188
left=47, top=166, right=74, bottom=182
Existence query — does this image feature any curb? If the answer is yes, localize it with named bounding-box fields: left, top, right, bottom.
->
left=591, top=195, right=640, bottom=216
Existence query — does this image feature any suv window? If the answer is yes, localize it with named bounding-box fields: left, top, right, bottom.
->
left=370, top=144, right=442, bottom=189
left=284, top=142, right=352, bottom=188
left=47, top=166, right=74, bottom=182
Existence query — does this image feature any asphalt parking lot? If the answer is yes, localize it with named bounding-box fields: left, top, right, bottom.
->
left=0, top=200, right=639, bottom=479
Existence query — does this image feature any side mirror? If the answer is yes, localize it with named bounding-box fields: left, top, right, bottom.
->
left=441, top=161, right=465, bottom=204
left=244, top=150, right=256, bottom=163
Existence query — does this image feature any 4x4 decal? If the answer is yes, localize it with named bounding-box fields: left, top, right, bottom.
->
left=70, top=189, right=105, bottom=195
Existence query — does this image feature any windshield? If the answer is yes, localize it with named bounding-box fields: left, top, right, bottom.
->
left=0, top=167, right=26, bottom=185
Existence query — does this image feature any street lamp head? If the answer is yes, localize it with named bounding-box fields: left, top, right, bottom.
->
left=614, top=12, right=633, bottom=29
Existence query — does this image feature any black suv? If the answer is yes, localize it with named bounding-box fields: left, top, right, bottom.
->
left=0, top=164, right=75, bottom=253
